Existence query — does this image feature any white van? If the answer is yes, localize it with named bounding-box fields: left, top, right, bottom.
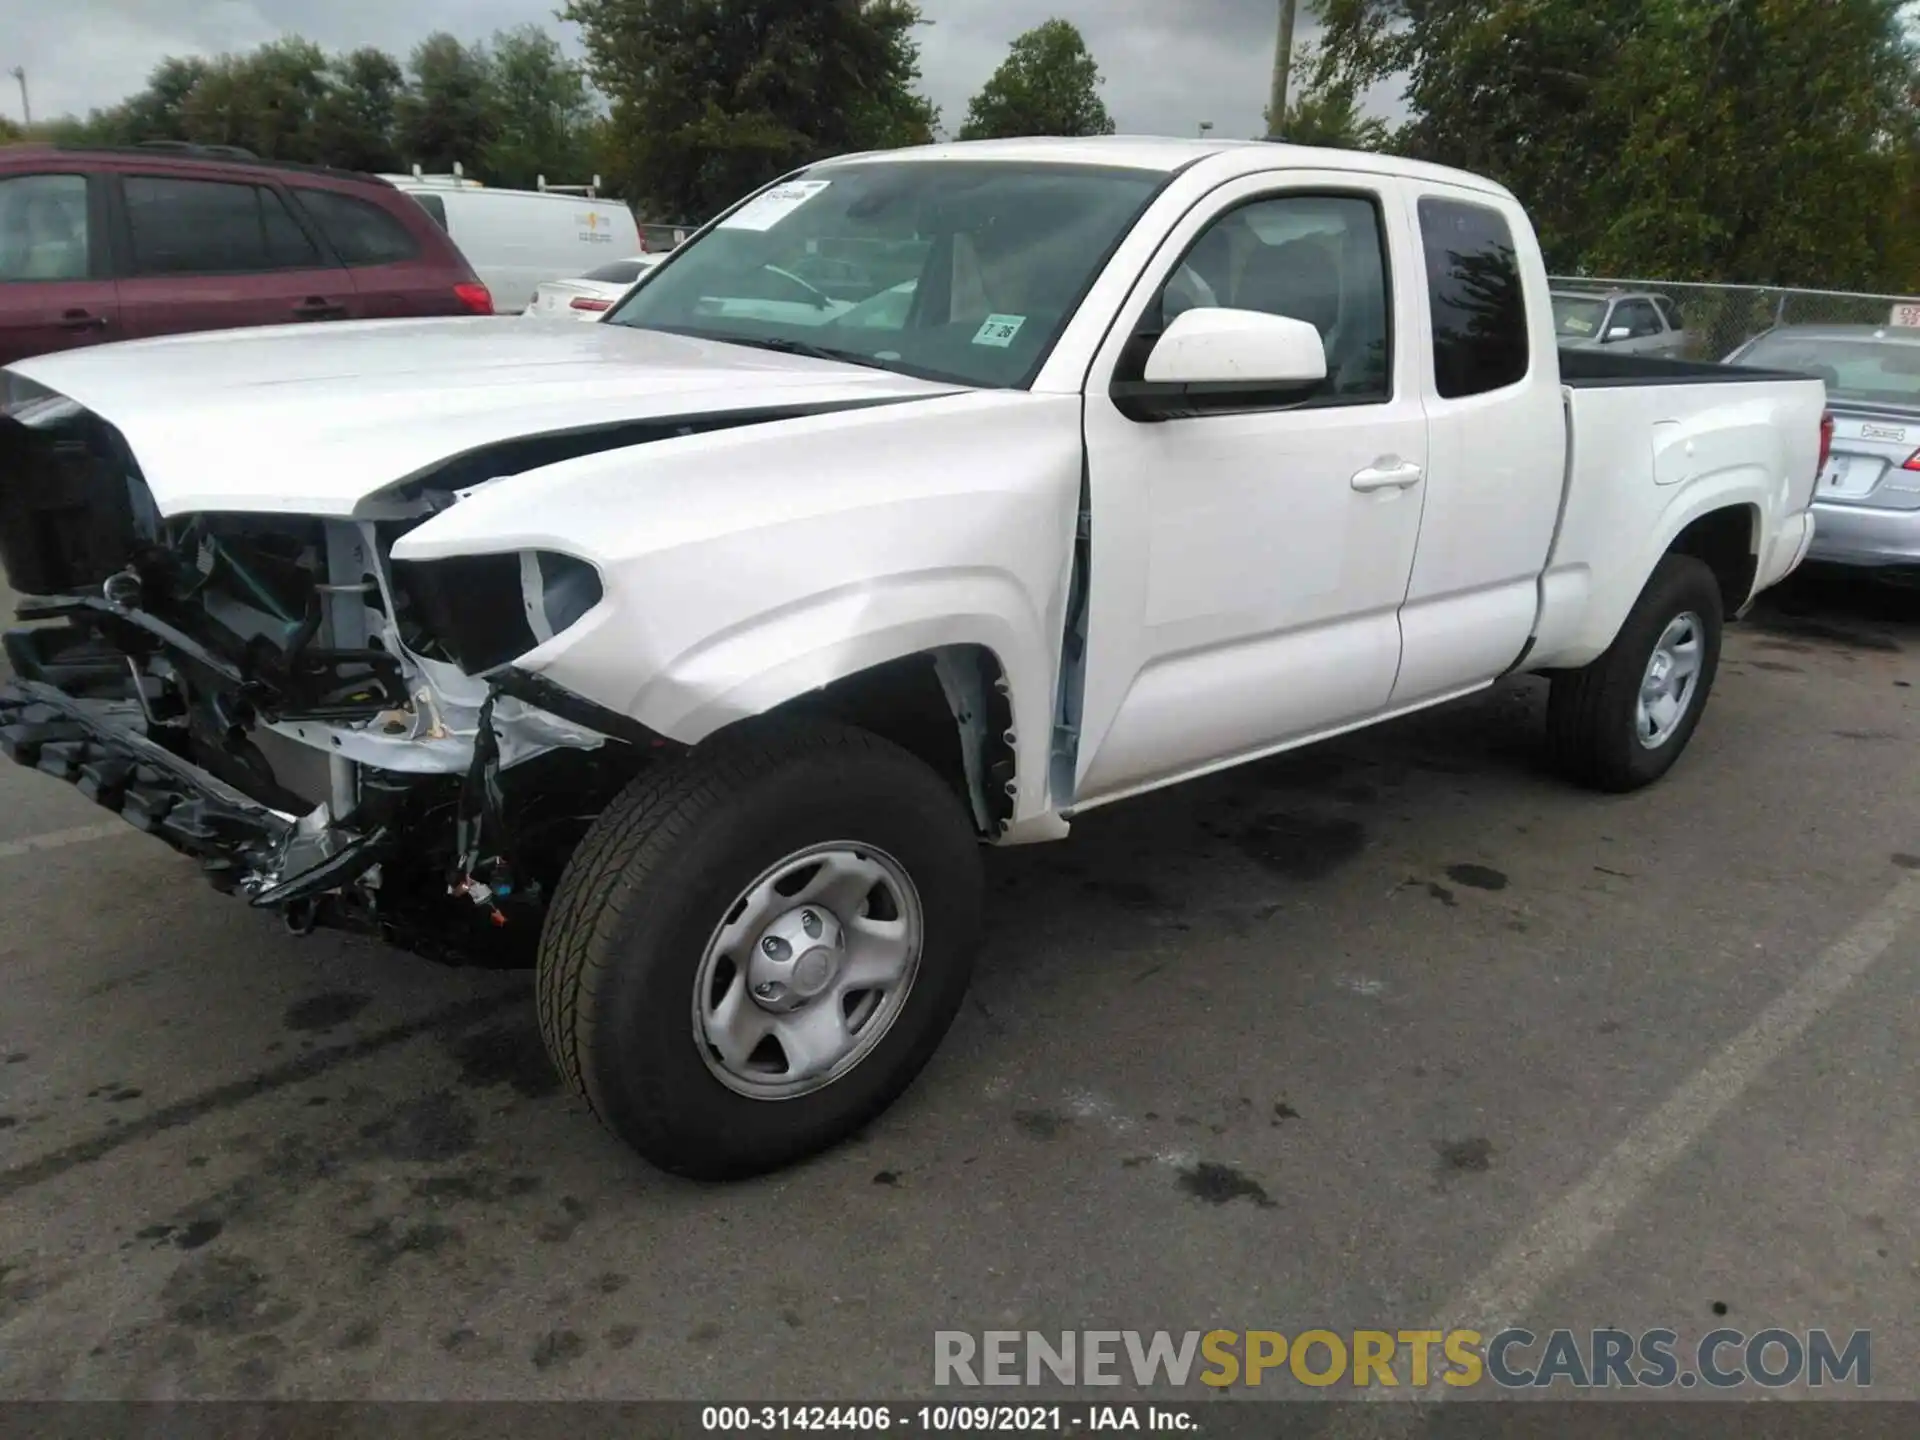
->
left=381, top=170, right=643, bottom=315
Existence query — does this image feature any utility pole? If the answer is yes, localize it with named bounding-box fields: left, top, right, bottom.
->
left=8, top=66, right=27, bottom=129
left=1266, top=0, right=1298, bottom=140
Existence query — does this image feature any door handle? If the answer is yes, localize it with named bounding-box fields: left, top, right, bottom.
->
left=292, top=298, right=348, bottom=321
left=58, top=309, right=109, bottom=332
left=1351, top=461, right=1424, bottom=493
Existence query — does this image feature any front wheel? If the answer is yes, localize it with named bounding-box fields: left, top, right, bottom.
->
left=1546, top=553, right=1725, bottom=792
left=536, top=719, right=983, bottom=1180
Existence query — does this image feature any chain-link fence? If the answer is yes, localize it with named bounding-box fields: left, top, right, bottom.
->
left=1547, top=276, right=1920, bottom=361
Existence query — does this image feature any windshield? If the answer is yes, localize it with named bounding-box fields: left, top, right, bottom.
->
left=605, top=161, right=1165, bottom=388
left=1553, top=295, right=1609, bottom=338
left=1737, top=333, right=1920, bottom=406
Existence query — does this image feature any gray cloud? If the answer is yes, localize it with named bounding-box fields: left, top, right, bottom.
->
left=7, top=0, right=1368, bottom=145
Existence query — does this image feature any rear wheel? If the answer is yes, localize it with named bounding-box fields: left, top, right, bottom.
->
left=1546, top=553, right=1724, bottom=792
left=536, top=719, right=983, bottom=1180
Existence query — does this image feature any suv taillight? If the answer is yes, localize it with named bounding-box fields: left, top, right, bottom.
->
left=1818, top=411, right=1834, bottom=473
left=454, top=282, right=494, bottom=316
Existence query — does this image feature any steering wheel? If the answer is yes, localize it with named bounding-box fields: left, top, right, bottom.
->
left=760, top=264, right=833, bottom=310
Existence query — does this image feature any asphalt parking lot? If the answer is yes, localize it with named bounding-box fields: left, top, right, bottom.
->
left=1, top=567, right=1916, bottom=1407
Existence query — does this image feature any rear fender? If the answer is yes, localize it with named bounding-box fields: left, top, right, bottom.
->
left=1532, top=474, right=1768, bottom=669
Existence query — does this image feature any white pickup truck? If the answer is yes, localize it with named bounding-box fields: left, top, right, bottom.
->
left=0, top=138, right=1826, bottom=1179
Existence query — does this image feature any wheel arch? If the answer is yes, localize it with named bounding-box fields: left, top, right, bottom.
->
left=701, top=642, right=1021, bottom=839
left=1667, top=501, right=1761, bottom=618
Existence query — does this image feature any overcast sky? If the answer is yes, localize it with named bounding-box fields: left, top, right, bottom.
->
left=5, top=0, right=1364, bottom=143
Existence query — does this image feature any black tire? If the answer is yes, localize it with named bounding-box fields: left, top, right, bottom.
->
left=536, top=718, right=983, bottom=1180
left=1546, top=553, right=1725, bottom=793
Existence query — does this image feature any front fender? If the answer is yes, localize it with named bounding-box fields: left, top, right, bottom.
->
left=625, top=574, right=1056, bottom=818
left=391, top=388, right=1085, bottom=824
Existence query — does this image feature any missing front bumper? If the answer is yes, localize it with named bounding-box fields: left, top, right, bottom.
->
left=0, top=676, right=294, bottom=891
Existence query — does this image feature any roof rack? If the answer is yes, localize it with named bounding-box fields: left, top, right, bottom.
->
left=47, top=141, right=390, bottom=186
left=134, top=139, right=259, bottom=160
left=386, top=161, right=488, bottom=190
left=537, top=174, right=604, bottom=199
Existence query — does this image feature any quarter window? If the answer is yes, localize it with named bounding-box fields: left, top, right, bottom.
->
left=294, top=189, right=421, bottom=266
left=1417, top=197, right=1530, bottom=399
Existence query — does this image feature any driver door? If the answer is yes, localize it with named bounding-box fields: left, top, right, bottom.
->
left=1071, top=173, right=1429, bottom=805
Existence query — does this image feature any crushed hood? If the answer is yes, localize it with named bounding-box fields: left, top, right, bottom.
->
left=7, top=318, right=963, bottom=517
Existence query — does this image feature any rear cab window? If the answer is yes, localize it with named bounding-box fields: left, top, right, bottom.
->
left=583, top=260, right=647, bottom=285
left=293, top=188, right=422, bottom=265
left=1416, top=196, right=1530, bottom=399
left=1614, top=298, right=1662, bottom=338
left=122, top=175, right=324, bottom=275
left=0, top=173, right=93, bottom=282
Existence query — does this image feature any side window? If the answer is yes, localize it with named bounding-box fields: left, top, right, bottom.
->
left=261, top=189, right=323, bottom=268
left=0, top=174, right=91, bottom=283
left=1654, top=296, right=1684, bottom=330
left=1152, top=192, right=1392, bottom=403
left=294, top=189, right=422, bottom=266
left=1614, top=299, right=1661, bottom=338
left=1416, top=197, right=1530, bottom=399
left=123, top=176, right=321, bottom=276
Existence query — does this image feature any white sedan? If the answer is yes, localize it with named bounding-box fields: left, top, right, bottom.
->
left=525, top=255, right=663, bottom=320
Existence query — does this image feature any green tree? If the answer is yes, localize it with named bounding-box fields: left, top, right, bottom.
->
left=1312, top=0, right=1920, bottom=289
left=178, top=39, right=330, bottom=160
left=1266, top=49, right=1388, bottom=151
left=564, top=0, right=939, bottom=220
left=481, top=26, right=598, bottom=189
left=958, top=18, right=1114, bottom=140
left=314, top=47, right=406, bottom=173
left=395, top=32, right=499, bottom=175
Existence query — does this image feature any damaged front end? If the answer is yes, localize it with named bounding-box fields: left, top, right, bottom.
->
left=0, top=386, right=668, bottom=964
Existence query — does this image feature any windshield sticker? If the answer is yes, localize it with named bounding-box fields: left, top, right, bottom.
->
left=973, top=314, right=1027, bottom=348
left=720, top=180, right=833, bottom=232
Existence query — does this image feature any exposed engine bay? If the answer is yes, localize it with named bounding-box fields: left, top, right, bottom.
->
left=0, top=394, right=672, bottom=964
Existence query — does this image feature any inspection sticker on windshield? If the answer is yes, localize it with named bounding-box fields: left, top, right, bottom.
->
left=720, top=180, right=833, bottom=232
left=973, top=314, right=1026, bottom=348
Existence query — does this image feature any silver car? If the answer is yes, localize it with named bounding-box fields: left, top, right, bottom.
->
left=1553, top=289, right=1690, bottom=358
left=1724, top=323, right=1920, bottom=576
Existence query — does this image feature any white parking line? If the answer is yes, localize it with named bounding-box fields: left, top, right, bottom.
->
left=1331, top=871, right=1920, bottom=1430
left=0, top=821, right=132, bottom=863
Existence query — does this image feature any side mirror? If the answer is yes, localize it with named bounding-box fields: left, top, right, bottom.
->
left=1113, top=308, right=1328, bottom=422
left=1606, top=326, right=1633, bottom=342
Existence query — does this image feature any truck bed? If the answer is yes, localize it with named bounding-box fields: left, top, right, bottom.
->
left=1558, top=347, right=1817, bottom=387
left=1524, top=356, right=1827, bottom=672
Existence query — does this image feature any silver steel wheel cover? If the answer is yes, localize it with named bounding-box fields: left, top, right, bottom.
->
left=1637, top=610, right=1705, bottom=750
left=691, top=841, right=925, bottom=1101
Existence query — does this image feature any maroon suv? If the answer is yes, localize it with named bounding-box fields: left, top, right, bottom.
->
left=0, top=141, right=493, bottom=368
